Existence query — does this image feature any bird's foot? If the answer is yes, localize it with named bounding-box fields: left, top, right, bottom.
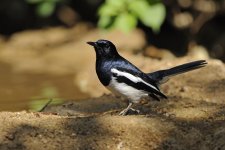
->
left=119, top=108, right=140, bottom=116
left=119, top=108, right=129, bottom=116
left=130, top=108, right=140, bottom=114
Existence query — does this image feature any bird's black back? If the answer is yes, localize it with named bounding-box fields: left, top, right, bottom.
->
left=96, top=55, right=158, bottom=88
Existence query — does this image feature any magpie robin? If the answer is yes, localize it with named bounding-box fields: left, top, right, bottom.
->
left=87, top=39, right=207, bottom=115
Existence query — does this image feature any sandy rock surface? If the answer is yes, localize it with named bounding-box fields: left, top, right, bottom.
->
left=0, top=57, right=225, bottom=150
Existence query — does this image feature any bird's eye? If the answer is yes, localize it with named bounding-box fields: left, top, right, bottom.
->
left=106, top=44, right=110, bottom=48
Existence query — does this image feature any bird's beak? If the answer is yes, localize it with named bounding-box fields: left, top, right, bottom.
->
left=87, top=41, right=96, bottom=47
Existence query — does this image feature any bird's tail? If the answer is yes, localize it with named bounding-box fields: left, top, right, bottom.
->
left=148, top=60, right=207, bottom=84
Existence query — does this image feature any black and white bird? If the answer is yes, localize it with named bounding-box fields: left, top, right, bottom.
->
left=87, top=39, right=207, bottom=115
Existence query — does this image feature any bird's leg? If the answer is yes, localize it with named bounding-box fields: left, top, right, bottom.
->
left=119, top=102, right=133, bottom=116
left=119, top=102, right=140, bottom=116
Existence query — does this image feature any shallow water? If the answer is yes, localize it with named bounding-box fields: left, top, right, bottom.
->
left=0, top=62, right=87, bottom=111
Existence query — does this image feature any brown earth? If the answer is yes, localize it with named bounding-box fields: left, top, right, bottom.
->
left=0, top=57, right=225, bottom=149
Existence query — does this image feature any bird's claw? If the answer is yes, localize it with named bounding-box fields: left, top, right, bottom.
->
left=119, top=108, right=140, bottom=116
left=130, top=108, right=140, bottom=114
left=119, top=109, right=128, bottom=116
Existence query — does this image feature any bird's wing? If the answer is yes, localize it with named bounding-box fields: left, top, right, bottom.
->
left=111, top=67, right=167, bottom=99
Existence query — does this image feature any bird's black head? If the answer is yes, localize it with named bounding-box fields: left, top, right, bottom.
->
left=87, top=39, right=119, bottom=58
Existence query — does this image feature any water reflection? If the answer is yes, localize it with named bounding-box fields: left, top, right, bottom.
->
left=0, top=62, right=87, bottom=111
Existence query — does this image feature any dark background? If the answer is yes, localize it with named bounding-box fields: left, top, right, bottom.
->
left=0, top=0, right=224, bottom=61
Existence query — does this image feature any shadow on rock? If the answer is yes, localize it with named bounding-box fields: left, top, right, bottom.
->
left=44, top=95, right=127, bottom=116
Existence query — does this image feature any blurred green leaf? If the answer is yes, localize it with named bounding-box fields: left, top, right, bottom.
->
left=106, top=0, right=126, bottom=9
left=29, top=86, right=63, bottom=111
left=98, top=4, right=119, bottom=17
left=129, top=1, right=165, bottom=32
left=98, top=15, right=113, bottom=28
left=29, top=98, right=63, bottom=111
left=36, top=1, right=56, bottom=17
left=98, top=0, right=166, bottom=33
left=128, top=0, right=150, bottom=17
left=113, top=13, right=137, bottom=32
left=98, top=0, right=127, bottom=17
left=140, top=3, right=166, bottom=32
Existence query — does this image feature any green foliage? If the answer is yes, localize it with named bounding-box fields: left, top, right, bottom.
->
left=98, top=0, right=166, bottom=32
left=29, top=86, right=63, bottom=111
left=26, top=0, right=61, bottom=17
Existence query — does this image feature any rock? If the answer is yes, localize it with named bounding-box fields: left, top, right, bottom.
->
left=144, top=46, right=176, bottom=60
left=188, top=43, right=210, bottom=59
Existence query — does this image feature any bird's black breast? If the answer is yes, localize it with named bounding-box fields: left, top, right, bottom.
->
left=96, top=59, right=113, bottom=86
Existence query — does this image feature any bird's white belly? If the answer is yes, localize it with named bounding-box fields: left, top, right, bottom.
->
left=107, top=77, right=148, bottom=103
